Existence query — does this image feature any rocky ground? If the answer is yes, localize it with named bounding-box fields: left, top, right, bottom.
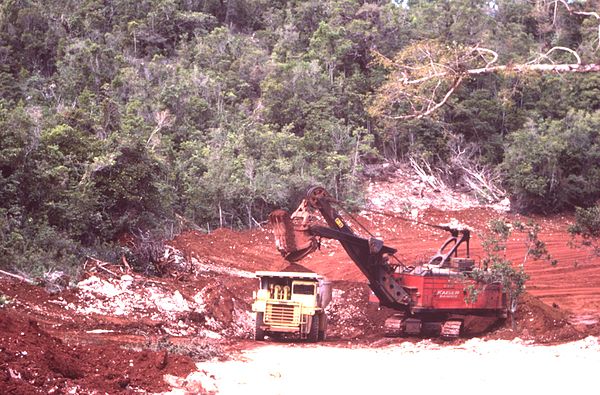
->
left=1, top=165, right=599, bottom=394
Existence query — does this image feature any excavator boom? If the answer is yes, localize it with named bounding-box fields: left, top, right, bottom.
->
left=269, top=187, right=411, bottom=309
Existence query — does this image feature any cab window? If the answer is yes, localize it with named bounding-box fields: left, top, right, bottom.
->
left=293, top=284, right=315, bottom=295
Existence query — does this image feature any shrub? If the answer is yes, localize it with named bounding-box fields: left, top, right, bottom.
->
left=568, top=204, right=600, bottom=256
left=502, top=111, right=600, bottom=213
left=466, top=219, right=555, bottom=329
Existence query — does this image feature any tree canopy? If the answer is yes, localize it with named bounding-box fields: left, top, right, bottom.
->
left=1, top=0, right=600, bottom=275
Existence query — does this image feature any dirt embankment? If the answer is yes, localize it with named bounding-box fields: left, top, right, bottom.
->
left=0, top=304, right=195, bottom=394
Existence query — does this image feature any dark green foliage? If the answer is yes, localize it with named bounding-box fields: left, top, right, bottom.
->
left=570, top=205, right=600, bottom=239
left=407, top=0, right=493, bottom=44
left=568, top=204, right=600, bottom=256
left=0, top=219, right=84, bottom=278
left=89, top=138, right=175, bottom=239
left=502, top=111, right=600, bottom=213
left=1, top=0, right=600, bottom=276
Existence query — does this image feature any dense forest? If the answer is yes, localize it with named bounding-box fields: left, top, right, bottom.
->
left=1, top=0, right=599, bottom=276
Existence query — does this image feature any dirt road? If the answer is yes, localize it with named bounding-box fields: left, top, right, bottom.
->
left=182, top=337, right=600, bottom=394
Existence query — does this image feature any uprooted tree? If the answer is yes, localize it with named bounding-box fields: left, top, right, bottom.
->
left=368, top=0, right=600, bottom=214
left=370, top=0, right=600, bottom=120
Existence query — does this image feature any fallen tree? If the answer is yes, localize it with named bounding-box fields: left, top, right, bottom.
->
left=370, top=0, right=600, bottom=120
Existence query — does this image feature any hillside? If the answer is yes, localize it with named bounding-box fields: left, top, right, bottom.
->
left=2, top=1, right=600, bottom=282
left=3, top=2, right=600, bottom=392
left=1, top=169, right=599, bottom=393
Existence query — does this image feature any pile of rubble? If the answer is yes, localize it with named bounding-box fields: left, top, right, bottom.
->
left=70, top=255, right=255, bottom=339
left=0, top=301, right=198, bottom=394
left=325, top=282, right=389, bottom=339
left=364, top=163, right=510, bottom=215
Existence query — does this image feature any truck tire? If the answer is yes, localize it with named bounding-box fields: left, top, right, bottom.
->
left=308, top=314, right=319, bottom=342
left=254, top=312, right=265, bottom=341
left=318, top=313, right=327, bottom=341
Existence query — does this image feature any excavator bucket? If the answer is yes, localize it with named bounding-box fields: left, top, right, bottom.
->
left=269, top=208, right=318, bottom=262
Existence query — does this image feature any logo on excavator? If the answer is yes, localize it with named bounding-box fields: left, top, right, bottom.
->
left=435, top=290, right=461, bottom=298
left=335, top=218, right=344, bottom=228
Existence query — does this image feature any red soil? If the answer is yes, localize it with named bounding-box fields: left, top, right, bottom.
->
left=1, top=199, right=599, bottom=392
left=170, top=205, right=600, bottom=342
left=0, top=304, right=195, bottom=394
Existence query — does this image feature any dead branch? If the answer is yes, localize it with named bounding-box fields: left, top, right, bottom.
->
left=467, top=62, right=600, bottom=75
left=446, top=138, right=506, bottom=203
left=121, top=255, right=132, bottom=271
left=0, top=269, right=36, bottom=284
left=458, top=165, right=505, bottom=203
left=392, top=76, right=463, bottom=119
left=475, top=47, right=499, bottom=68
left=374, top=48, right=600, bottom=120
left=528, top=46, right=582, bottom=65
left=372, top=0, right=600, bottom=121
left=96, top=264, right=119, bottom=277
left=409, top=157, right=446, bottom=191
left=553, top=0, right=600, bottom=49
left=147, top=109, right=173, bottom=148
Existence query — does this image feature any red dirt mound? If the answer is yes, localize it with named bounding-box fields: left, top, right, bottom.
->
left=0, top=307, right=196, bottom=394
left=171, top=228, right=282, bottom=273
left=280, top=263, right=314, bottom=273
left=486, top=292, right=598, bottom=343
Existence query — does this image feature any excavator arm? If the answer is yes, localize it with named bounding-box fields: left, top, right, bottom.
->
left=269, top=187, right=411, bottom=309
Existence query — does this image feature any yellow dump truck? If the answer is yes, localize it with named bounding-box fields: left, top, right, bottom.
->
left=251, top=271, right=332, bottom=341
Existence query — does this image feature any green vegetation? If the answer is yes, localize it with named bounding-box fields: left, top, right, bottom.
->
left=503, top=111, right=600, bottom=213
left=568, top=204, right=600, bottom=256
left=466, top=219, right=556, bottom=328
left=1, top=1, right=599, bottom=275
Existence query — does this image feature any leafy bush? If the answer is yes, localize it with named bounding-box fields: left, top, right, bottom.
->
left=502, top=111, right=600, bottom=213
left=466, top=219, right=555, bottom=329
left=468, top=220, right=528, bottom=321
left=0, top=219, right=84, bottom=279
left=569, top=204, right=600, bottom=238
left=568, top=204, right=600, bottom=256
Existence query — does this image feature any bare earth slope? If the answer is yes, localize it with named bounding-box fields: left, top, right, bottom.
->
left=1, top=167, right=599, bottom=393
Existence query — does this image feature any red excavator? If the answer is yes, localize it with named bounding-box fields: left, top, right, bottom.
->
left=269, top=186, right=507, bottom=338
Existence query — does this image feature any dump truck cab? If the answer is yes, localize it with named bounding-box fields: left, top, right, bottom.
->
left=252, top=271, right=331, bottom=342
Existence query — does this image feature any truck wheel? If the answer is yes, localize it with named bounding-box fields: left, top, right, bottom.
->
left=254, top=312, right=265, bottom=341
left=308, top=314, right=319, bottom=342
left=318, top=313, right=327, bottom=341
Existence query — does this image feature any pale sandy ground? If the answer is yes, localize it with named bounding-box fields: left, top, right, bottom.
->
left=166, top=336, right=600, bottom=395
